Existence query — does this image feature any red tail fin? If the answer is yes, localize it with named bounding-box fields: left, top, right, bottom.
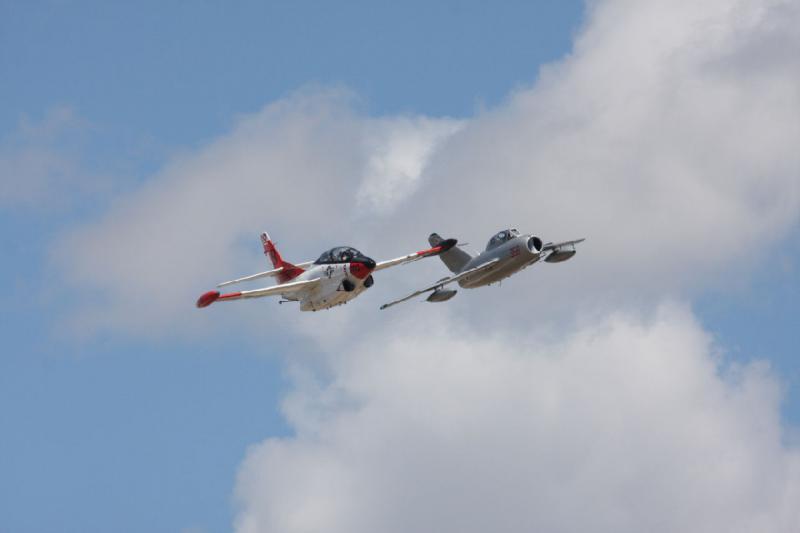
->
left=260, top=232, right=304, bottom=282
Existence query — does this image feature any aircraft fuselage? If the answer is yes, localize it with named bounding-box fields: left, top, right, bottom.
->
left=458, top=234, right=542, bottom=289
left=284, top=262, right=374, bottom=312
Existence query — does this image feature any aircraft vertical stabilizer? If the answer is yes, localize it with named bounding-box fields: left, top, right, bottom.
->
left=429, top=232, right=472, bottom=273
left=260, top=232, right=304, bottom=282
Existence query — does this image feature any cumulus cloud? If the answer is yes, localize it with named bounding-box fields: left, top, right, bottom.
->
left=234, top=305, right=799, bottom=533
left=46, top=0, right=800, bottom=530
left=227, top=0, right=800, bottom=531
left=52, top=89, right=462, bottom=337
left=357, top=117, right=463, bottom=214
left=398, top=0, right=800, bottom=311
left=53, top=0, right=799, bottom=338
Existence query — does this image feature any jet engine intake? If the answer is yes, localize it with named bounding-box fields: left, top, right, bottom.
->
left=527, top=236, right=543, bottom=253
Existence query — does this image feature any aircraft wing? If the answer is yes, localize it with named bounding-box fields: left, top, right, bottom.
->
left=217, top=261, right=315, bottom=287
left=197, top=278, right=319, bottom=308
left=380, top=258, right=500, bottom=310
left=373, top=239, right=458, bottom=272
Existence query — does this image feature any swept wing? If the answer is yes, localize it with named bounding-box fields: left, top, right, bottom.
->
left=197, top=278, right=319, bottom=308
left=380, top=258, right=500, bottom=310
left=374, top=239, right=457, bottom=272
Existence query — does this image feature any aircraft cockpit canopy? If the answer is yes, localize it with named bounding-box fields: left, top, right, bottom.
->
left=314, top=246, right=364, bottom=264
left=486, top=228, right=520, bottom=250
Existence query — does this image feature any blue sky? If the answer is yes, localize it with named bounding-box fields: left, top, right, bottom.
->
left=1, top=1, right=798, bottom=533
left=2, top=1, right=581, bottom=152
left=3, top=2, right=583, bottom=531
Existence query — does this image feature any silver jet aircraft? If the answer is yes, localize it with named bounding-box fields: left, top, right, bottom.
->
left=380, top=228, right=584, bottom=309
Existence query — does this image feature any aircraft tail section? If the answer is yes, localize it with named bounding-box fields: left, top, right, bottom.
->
left=261, top=232, right=304, bottom=283
left=429, top=232, right=472, bottom=273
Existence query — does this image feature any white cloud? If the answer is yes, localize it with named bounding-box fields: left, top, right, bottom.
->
left=51, top=89, right=462, bottom=338
left=396, top=0, right=800, bottom=311
left=227, top=1, right=800, bottom=531
left=45, top=0, right=800, bottom=530
left=52, top=0, right=799, bottom=337
left=234, top=305, right=800, bottom=533
left=357, top=116, right=463, bottom=214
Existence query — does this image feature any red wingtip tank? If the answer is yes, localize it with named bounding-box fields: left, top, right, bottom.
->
left=196, top=290, right=220, bottom=308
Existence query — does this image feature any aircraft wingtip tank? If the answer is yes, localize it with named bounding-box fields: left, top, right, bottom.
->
left=196, top=290, right=220, bottom=308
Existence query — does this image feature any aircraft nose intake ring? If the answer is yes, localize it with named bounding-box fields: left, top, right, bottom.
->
left=349, top=256, right=376, bottom=279
left=527, top=236, right=543, bottom=253
left=358, top=257, right=376, bottom=269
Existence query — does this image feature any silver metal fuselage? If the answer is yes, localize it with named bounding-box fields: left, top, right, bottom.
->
left=457, top=234, right=541, bottom=288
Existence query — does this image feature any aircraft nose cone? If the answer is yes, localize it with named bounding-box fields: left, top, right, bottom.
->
left=349, top=257, right=376, bottom=279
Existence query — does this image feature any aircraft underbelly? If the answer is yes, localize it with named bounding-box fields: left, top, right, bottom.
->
left=300, top=282, right=365, bottom=311
left=459, top=256, right=535, bottom=289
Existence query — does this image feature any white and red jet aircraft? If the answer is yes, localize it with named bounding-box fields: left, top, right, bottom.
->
left=196, top=232, right=456, bottom=312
